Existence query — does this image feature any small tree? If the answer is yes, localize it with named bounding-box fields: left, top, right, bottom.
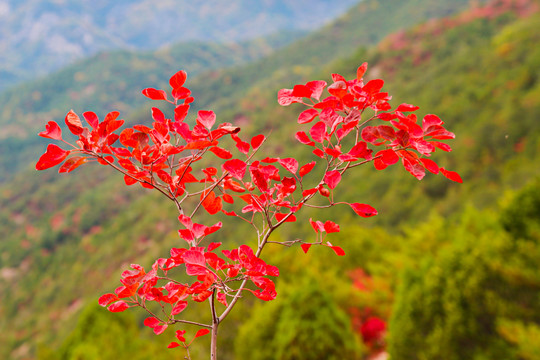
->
left=236, top=277, right=363, bottom=360
left=36, top=63, right=460, bottom=359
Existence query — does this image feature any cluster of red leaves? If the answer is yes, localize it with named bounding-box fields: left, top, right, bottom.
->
left=278, top=62, right=462, bottom=183
left=98, top=241, right=278, bottom=346
left=37, top=63, right=459, bottom=351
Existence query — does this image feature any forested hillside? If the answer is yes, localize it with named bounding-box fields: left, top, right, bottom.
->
left=0, top=0, right=478, bottom=183
left=0, top=30, right=306, bottom=183
left=3, top=0, right=539, bottom=358
left=0, top=0, right=358, bottom=90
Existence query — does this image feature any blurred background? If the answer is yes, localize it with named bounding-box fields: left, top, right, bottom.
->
left=1, top=0, right=539, bottom=359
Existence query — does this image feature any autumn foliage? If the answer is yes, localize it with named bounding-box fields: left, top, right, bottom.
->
left=37, top=63, right=460, bottom=358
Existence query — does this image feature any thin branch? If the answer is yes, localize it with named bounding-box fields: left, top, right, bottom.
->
left=267, top=239, right=303, bottom=247
left=170, top=319, right=213, bottom=329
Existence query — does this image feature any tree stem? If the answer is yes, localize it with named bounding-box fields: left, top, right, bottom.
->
left=210, top=322, right=219, bottom=360
left=210, top=290, right=219, bottom=360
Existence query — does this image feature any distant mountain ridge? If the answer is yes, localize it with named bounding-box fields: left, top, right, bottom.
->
left=0, top=0, right=358, bottom=90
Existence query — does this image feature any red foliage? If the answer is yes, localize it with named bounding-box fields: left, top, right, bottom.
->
left=36, top=63, right=459, bottom=353
left=360, top=317, right=387, bottom=346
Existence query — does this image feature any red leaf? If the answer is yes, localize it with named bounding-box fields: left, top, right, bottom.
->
left=350, top=203, right=378, bottom=218
left=420, top=158, right=440, bottom=174
left=291, top=84, right=313, bottom=98
left=168, top=342, right=181, bottom=349
left=347, top=141, right=372, bottom=160
left=325, top=147, right=341, bottom=158
left=374, top=157, right=388, bottom=170
left=377, top=125, right=396, bottom=141
left=197, top=110, right=216, bottom=130
left=361, top=126, right=380, bottom=143
left=36, top=144, right=70, bottom=170
left=108, top=301, right=129, bottom=312
left=379, top=149, right=399, bottom=165
left=402, top=157, right=426, bottom=180
left=83, top=111, right=99, bottom=129
left=275, top=213, right=297, bottom=223
left=151, top=107, right=166, bottom=123
left=175, top=330, right=187, bottom=343
left=328, top=81, right=348, bottom=98
left=332, top=73, right=346, bottom=82
left=363, top=79, right=384, bottom=94
left=396, top=103, right=419, bottom=112
left=329, top=245, right=345, bottom=256
left=58, top=156, right=88, bottom=173
left=324, top=221, right=340, bottom=233
left=313, top=148, right=325, bottom=158
left=440, top=168, right=463, bottom=183
left=423, top=114, right=443, bottom=128
left=277, top=88, right=302, bottom=106
left=310, top=121, right=327, bottom=143
left=298, top=108, right=319, bottom=124
left=299, top=161, right=316, bottom=177
left=171, top=301, right=188, bottom=315
left=144, top=317, right=160, bottom=328
left=377, top=112, right=397, bottom=121
left=98, top=293, right=118, bottom=307
left=301, top=244, right=311, bottom=254
left=65, top=110, right=84, bottom=135
left=305, top=80, right=327, bottom=100
left=324, top=170, right=341, bottom=189
left=104, top=111, right=120, bottom=123
left=223, top=159, right=247, bottom=180
left=201, top=191, right=223, bottom=215
left=432, top=141, right=453, bottom=152
left=356, top=62, right=368, bottom=80
left=169, top=70, right=187, bottom=90
left=204, top=222, right=222, bottom=236
left=251, top=134, right=265, bottom=150
left=295, top=131, right=315, bottom=146
left=39, top=121, right=62, bottom=140
left=279, top=158, right=298, bottom=174
left=142, top=88, right=168, bottom=101
left=185, top=140, right=215, bottom=150
left=210, top=146, right=233, bottom=159
left=124, top=175, right=138, bottom=186
left=194, top=329, right=210, bottom=339
left=302, top=188, right=318, bottom=197
left=232, top=134, right=250, bottom=154
left=208, top=242, right=222, bottom=251
left=309, top=218, right=324, bottom=233
left=172, top=87, right=191, bottom=101
left=153, top=324, right=168, bottom=335
left=175, top=104, right=190, bottom=122
left=182, top=249, right=207, bottom=275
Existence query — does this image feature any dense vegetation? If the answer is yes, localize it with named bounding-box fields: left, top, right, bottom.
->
left=2, top=0, right=539, bottom=358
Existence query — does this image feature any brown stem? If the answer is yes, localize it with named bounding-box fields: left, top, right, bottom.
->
left=210, top=322, right=219, bottom=360
left=210, top=290, right=219, bottom=360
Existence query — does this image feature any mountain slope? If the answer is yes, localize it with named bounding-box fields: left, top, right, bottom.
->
left=0, top=0, right=358, bottom=90
left=329, top=0, right=540, bottom=224
left=0, top=0, right=480, bottom=183
left=0, top=30, right=305, bottom=183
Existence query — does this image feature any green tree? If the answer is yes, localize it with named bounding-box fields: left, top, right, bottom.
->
left=389, top=180, right=540, bottom=359
left=235, top=276, right=363, bottom=360
left=38, top=304, right=165, bottom=360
